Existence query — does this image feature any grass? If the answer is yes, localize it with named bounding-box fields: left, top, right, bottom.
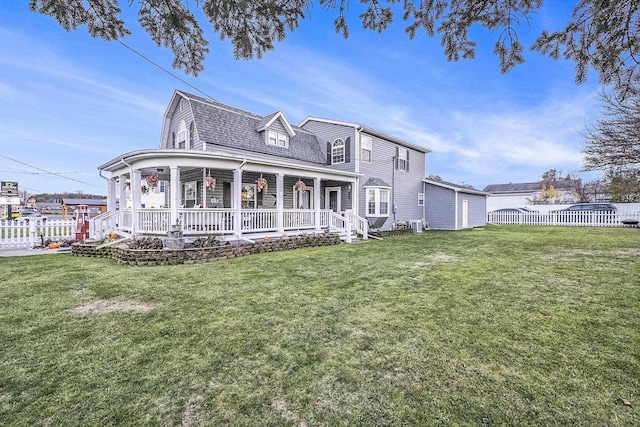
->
left=1, top=225, right=638, bottom=426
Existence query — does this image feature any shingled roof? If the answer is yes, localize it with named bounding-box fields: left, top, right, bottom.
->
left=178, top=91, right=326, bottom=164
left=483, top=179, right=581, bottom=194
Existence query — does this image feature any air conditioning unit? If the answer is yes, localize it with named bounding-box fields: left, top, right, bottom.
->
left=411, top=220, right=423, bottom=233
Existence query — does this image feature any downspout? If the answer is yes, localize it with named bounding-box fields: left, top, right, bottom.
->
left=392, top=156, right=396, bottom=225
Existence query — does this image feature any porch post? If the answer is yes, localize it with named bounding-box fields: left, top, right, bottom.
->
left=314, top=177, right=321, bottom=231
left=107, top=177, right=117, bottom=212
left=170, top=166, right=181, bottom=226
left=118, top=176, right=128, bottom=211
left=276, top=173, right=284, bottom=233
left=131, top=169, right=142, bottom=234
left=233, top=168, right=243, bottom=237
left=352, top=178, right=359, bottom=216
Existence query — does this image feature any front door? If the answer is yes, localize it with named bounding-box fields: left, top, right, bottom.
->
left=462, top=199, right=469, bottom=228
left=325, top=187, right=341, bottom=212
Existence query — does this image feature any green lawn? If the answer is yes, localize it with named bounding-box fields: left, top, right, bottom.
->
left=1, top=226, right=638, bottom=426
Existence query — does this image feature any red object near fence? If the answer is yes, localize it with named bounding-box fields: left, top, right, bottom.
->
left=75, top=205, right=90, bottom=240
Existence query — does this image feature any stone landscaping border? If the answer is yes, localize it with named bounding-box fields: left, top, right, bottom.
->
left=72, top=234, right=342, bottom=266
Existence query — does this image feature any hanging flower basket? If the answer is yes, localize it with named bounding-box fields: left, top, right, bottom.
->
left=141, top=185, right=149, bottom=194
left=146, top=174, right=159, bottom=188
left=256, top=175, right=268, bottom=193
left=124, top=181, right=131, bottom=190
left=295, top=179, right=306, bottom=192
left=205, top=176, right=216, bottom=190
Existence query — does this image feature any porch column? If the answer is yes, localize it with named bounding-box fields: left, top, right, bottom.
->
left=131, top=169, right=142, bottom=234
left=233, top=168, right=243, bottom=237
left=170, top=166, right=181, bottom=227
left=118, top=177, right=127, bottom=211
left=276, top=173, right=284, bottom=233
left=314, top=177, right=321, bottom=231
left=352, top=178, right=359, bottom=216
left=107, top=177, right=117, bottom=212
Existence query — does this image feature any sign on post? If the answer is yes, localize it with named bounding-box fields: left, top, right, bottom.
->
left=1, top=181, right=19, bottom=197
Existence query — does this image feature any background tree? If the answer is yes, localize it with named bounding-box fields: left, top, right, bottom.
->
left=541, top=169, right=563, bottom=183
left=604, top=170, right=640, bottom=203
left=28, top=1, right=640, bottom=94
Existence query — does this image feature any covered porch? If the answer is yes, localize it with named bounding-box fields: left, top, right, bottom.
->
left=93, top=149, right=368, bottom=242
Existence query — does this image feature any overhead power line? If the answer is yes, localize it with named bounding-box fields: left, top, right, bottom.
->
left=0, top=154, right=99, bottom=187
left=115, top=39, right=215, bottom=101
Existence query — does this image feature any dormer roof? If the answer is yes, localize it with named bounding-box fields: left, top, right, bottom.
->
left=257, top=111, right=296, bottom=136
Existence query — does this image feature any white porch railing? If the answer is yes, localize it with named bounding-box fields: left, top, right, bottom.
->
left=91, top=210, right=132, bottom=239
left=89, top=208, right=370, bottom=242
left=284, top=209, right=316, bottom=230
left=180, top=208, right=235, bottom=234
left=343, top=210, right=369, bottom=239
left=327, top=211, right=352, bottom=243
left=0, top=219, right=76, bottom=249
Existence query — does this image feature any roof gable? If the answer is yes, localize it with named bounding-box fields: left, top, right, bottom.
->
left=257, top=111, right=296, bottom=136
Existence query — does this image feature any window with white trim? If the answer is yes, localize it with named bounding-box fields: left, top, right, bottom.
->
left=418, top=192, right=424, bottom=206
left=293, top=186, right=314, bottom=209
left=366, top=187, right=390, bottom=216
left=332, top=138, right=345, bottom=164
left=177, top=120, right=189, bottom=149
left=267, top=130, right=289, bottom=148
left=397, top=147, right=408, bottom=171
left=361, top=135, right=372, bottom=163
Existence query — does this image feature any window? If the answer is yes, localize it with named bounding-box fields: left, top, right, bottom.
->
left=397, top=147, right=408, bottom=171
left=418, top=192, right=424, bottom=207
left=332, top=138, right=345, bottom=164
left=366, top=187, right=390, bottom=216
left=177, top=120, right=188, bottom=149
left=184, top=181, right=197, bottom=206
left=293, top=186, right=314, bottom=209
left=267, top=130, right=289, bottom=147
left=361, top=135, right=372, bottom=163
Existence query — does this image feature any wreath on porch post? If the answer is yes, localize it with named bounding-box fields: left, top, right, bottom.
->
left=206, top=176, right=216, bottom=191
left=256, top=175, right=268, bottom=193
left=295, top=179, right=306, bottom=192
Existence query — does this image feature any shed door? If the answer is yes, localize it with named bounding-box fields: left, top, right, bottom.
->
left=462, top=199, right=469, bottom=228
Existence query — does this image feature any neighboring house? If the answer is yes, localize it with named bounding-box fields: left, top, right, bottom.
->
left=483, top=179, right=581, bottom=211
left=62, top=198, right=107, bottom=219
left=424, top=179, right=488, bottom=229
left=94, top=90, right=477, bottom=241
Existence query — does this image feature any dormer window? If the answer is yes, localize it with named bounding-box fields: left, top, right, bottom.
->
left=267, top=130, right=289, bottom=148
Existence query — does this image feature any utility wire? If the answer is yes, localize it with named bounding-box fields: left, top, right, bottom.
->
left=115, top=39, right=216, bottom=101
left=0, top=154, right=98, bottom=187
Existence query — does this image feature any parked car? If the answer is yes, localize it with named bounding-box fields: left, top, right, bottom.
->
left=12, top=210, right=47, bottom=224
left=490, top=207, right=539, bottom=214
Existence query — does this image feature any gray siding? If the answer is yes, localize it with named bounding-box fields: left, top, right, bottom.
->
left=359, top=133, right=425, bottom=229
left=425, top=184, right=456, bottom=229
left=301, top=121, right=356, bottom=172
left=456, top=193, right=487, bottom=229
left=425, top=183, right=487, bottom=229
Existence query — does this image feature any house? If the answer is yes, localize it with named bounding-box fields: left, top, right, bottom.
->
left=423, top=179, right=488, bottom=229
left=62, top=198, right=107, bottom=219
left=93, top=90, right=477, bottom=241
left=483, top=179, right=581, bottom=211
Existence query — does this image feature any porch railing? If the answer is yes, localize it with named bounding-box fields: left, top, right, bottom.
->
left=180, top=208, right=235, bottom=234
left=343, top=210, right=369, bottom=239
left=91, top=208, right=367, bottom=239
left=91, top=210, right=132, bottom=239
left=284, top=209, right=316, bottom=230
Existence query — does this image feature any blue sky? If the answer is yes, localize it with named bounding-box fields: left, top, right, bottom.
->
left=0, top=2, right=604, bottom=196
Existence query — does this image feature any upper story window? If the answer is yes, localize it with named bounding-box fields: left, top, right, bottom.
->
left=361, top=135, right=372, bottom=163
left=396, top=147, right=408, bottom=171
left=332, top=138, right=345, bottom=164
left=177, top=120, right=189, bottom=149
left=267, top=130, right=289, bottom=148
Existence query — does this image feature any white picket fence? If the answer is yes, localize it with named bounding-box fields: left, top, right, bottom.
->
left=0, top=219, right=76, bottom=249
left=487, top=210, right=640, bottom=227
